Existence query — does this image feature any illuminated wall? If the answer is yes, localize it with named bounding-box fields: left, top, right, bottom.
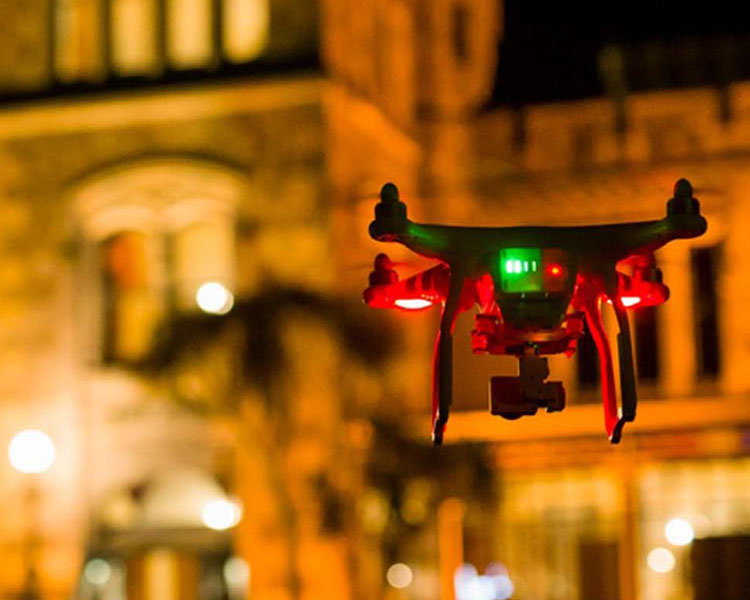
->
left=0, top=74, right=324, bottom=598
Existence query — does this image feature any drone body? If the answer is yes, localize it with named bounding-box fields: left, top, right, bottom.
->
left=363, top=179, right=707, bottom=445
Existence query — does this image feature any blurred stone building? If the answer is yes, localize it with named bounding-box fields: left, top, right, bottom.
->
left=0, top=1, right=340, bottom=599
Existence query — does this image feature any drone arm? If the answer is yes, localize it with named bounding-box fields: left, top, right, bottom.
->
left=370, top=218, right=454, bottom=262
left=431, top=267, right=465, bottom=445
left=621, top=215, right=706, bottom=257
left=608, top=180, right=707, bottom=258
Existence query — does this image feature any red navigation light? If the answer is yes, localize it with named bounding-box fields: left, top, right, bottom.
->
left=620, top=296, right=642, bottom=308
left=394, top=298, right=433, bottom=310
left=546, top=263, right=563, bottom=278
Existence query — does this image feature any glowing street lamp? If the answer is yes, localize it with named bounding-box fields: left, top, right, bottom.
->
left=8, top=429, right=56, bottom=600
left=201, top=498, right=243, bottom=530
left=386, top=563, right=413, bottom=589
left=8, top=429, right=56, bottom=474
left=647, top=547, right=676, bottom=573
left=664, top=517, right=695, bottom=546
left=196, top=281, right=234, bottom=315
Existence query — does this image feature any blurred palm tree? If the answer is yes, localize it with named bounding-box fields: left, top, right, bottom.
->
left=145, top=286, right=396, bottom=599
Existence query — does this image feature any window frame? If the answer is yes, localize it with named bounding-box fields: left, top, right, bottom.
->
left=71, top=158, right=244, bottom=366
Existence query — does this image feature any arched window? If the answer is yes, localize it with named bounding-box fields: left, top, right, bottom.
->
left=99, top=231, right=158, bottom=363
left=72, top=159, right=244, bottom=365
left=166, top=0, right=269, bottom=67
left=167, top=0, right=214, bottom=69
left=223, top=0, right=269, bottom=63
left=110, top=0, right=159, bottom=75
left=171, top=221, right=235, bottom=310
left=54, top=0, right=105, bottom=81
left=53, top=0, right=271, bottom=81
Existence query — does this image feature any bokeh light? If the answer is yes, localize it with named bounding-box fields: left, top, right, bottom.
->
left=647, top=547, right=676, bottom=573
left=8, top=429, right=56, bottom=474
left=360, top=490, right=390, bottom=534
left=485, top=562, right=514, bottom=600
left=386, top=563, right=413, bottom=589
left=196, top=281, right=234, bottom=314
left=400, top=496, right=427, bottom=525
left=455, top=563, right=514, bottom=600
left=201, top=498, right=242, bottom=530
left=84, top=559, right=112, bottom=586
left=224, top=556, right=251, bottom=591
left=400, top=479, right=431, bottom=525
left=493, top=573, right=515, bottom=600
left=665, top=517, right=695, bottom=546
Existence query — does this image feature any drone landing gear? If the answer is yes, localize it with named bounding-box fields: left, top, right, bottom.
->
left=489, top=354, right=565, bottom=420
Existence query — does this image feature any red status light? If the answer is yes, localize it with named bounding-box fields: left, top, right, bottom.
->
left=546, top=263, right=564, bottom=278
left=394, top=298, right=434, bottom=310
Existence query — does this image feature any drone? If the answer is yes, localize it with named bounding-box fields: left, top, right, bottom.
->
left=363, top=179, right=707, bottom=445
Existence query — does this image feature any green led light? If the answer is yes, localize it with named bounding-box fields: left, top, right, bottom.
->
left=503, top=256, right=538, bottom=275
left=499, top=248, right=543, bottom=292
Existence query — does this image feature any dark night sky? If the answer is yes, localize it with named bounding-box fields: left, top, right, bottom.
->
left=492, top=2, right=750, bottom=105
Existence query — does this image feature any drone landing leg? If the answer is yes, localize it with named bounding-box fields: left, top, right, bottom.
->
left=431, top=269, right=464, bottom=446
left=612, top=302, right=637, bottom=442
left=582, top=296, right=620, bottom=442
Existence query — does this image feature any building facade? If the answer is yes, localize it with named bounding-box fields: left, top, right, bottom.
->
left=0, top=2, right=344, bottom=599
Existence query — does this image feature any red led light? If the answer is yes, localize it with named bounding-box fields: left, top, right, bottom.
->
left=620, top=296, right=642, bottom=308
left=394, top=298, right=433, bottom=310
left=546, top=263, right=563, bottom=278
